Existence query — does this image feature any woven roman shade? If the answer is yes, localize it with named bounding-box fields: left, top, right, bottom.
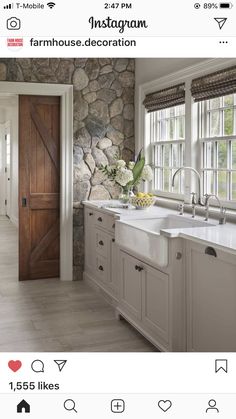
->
left=191, top=65, right=236, bottom=102
left=143, top=83, right=185, bottom=113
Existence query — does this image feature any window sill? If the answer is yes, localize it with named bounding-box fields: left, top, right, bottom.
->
left=155, top=196, right=236, bottom=223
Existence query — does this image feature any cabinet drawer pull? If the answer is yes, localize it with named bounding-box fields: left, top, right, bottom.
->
left=98, top=265, right=104, bottom=271
left=205, top=246, right=217, bottom=257
left=99, top=240, right=104, bottom=246
left=176, top=252, right=182, bottom=260
left=135, top=265, right=143, bottom=272
left=112, top=238, right=115, bottom=243
left=97, top=217, right=103, bottom=222
left=89, top=212, right=93, bottom=216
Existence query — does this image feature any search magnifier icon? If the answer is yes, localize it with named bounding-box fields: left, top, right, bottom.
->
left=64, top=399, right=78, bottom=413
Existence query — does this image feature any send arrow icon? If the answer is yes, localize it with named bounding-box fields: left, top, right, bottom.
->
left=214, top=17, right=227, bottom=29
left=54, top=360, right=67, bottom=372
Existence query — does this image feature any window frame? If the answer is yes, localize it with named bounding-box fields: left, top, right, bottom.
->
left=138, top=58, right=236, bottom=209
left=199, top=96, right=236, bottom=205
left=149, top=105, right=186, bottom=198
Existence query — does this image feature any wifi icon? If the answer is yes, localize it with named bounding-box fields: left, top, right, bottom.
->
left=47, top=2, right=56, bottom=8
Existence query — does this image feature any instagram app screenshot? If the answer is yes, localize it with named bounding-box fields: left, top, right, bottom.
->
left=0, top=0, right=236, bottom=417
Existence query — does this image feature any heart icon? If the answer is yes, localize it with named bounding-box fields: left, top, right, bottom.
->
left=158, top=400, right=172, bottom=412
left=8, top=360, right=22, bottom=372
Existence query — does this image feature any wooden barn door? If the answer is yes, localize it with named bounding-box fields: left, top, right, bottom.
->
left=19, top=95, right=60, bottom=281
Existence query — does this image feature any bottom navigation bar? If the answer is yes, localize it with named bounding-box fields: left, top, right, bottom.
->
left=1, top=393, right=236, bottom=418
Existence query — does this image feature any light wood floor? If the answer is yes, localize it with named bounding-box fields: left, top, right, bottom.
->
left=0, top=216, right=157, bottom=352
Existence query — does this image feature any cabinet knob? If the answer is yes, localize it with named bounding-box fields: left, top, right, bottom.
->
left=98, top=217, right=103, bottom=222
left=99, top=240, right=104, bottom=246
left=112, top=238, right=115, bottom=243
left=98, top=265, right=104, bottom=271
left=175, top=252, right=182, bottom=260
left=89, top=212, right=93, bottom=216
left=112, top=223, right=115, bottom=229
left=135, top=265, right=143, bottom=272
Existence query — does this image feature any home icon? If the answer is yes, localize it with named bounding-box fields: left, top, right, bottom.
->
left=17, top=399, right=30, bottom=413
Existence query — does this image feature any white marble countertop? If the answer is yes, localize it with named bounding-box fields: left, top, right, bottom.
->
left=83, top=200, right=236, bottom=255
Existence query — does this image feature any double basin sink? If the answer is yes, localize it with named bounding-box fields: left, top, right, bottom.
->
left=115, top=214, right=215, bottom=267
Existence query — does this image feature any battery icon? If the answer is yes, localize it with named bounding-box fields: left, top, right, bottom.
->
left=219, top=2, right=233, bottom=7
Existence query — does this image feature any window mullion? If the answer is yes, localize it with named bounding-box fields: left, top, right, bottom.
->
left=214, top=141, right=218, bottom=196
left=161, top=145, right=164, bottom=190
left=234, top=94, right=236, bottom=135
left=228, top=140, right=232, bottom=200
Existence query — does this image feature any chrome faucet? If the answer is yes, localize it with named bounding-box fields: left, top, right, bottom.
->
left=191, top=192, right=197, bottom=218
left=172, top=166, right=204, bottom=206
left=204, top=194, right=226, bottom=224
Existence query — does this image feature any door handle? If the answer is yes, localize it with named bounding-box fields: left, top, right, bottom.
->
left=22, top=197, right=27, bottom=207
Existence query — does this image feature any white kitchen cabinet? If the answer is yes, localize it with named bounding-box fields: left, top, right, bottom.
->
left=84, top=207, right=95, bottom=273
left=142, top=264, right=169, bottom=347
left=186, top=241, right=236, bottom=351
left=84, top=206, right=118, bottom=300
left=119, top=251, right=142, bottom=321
left=118, top=250, right=170, bottom=350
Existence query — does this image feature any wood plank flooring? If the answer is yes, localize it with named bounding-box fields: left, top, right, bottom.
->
left=0, top=217, right=157, bottom=352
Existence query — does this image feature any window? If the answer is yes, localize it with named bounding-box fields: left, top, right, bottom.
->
left=149, top=105, right=185, bottom=195
left=199, top=94, right=236, bottom=201
left=142, top=61, right=236, bottom=207
left=6, top=133, right=10, bottom=166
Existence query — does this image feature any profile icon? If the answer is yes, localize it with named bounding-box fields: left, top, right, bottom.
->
left=206, top=399, right=219, bottom=413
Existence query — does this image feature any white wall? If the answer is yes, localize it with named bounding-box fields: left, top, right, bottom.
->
left=8, top=99, right=18, bottom=226
left=0, top=122, right=5, bottom=215
left=0, top=96, right=18, bottom=225
left=135, top=58, right=208, bottom=86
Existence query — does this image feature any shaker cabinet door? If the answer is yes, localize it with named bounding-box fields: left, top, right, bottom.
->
left=142, top=264, right=170, bottom=346
left=119, top=251, right=142, bottom=321
left=186, top=241, right=236, bottom=352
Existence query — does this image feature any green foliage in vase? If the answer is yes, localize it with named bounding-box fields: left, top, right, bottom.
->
left=99, top=148, right=153, bottom=188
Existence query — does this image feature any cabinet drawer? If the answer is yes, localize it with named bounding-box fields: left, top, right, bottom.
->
left=95, top=230, right=109, bottom=257
left=106, top=216, right=116, bottom=233
left=94, top=211, right=107, bottom=229
left=94, top=210, right=115, bottom=232
left=95, top=255, right=108, bottom=283
left=84, top=207, right=95, bottom=224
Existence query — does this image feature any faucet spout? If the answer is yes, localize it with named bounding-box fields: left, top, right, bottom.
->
left=172, top=166, right=204, bottom=206
left=204, top=194, right=226, bottom=224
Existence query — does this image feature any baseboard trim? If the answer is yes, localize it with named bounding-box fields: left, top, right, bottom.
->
left=83, top=271, right=118, bottom=307
left=10, top=215, right=18, bottom=227
left=116, top=308, right=169, bottom=352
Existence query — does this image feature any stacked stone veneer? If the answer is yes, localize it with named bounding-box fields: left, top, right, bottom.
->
left=0, top=58, right=135, bottom=279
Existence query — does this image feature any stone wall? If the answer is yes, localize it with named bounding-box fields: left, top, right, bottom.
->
left=0, top=58, right=135, bottom=279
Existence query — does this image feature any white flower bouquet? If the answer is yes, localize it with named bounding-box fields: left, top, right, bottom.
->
left=100, top=149, right=153, bottom=202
